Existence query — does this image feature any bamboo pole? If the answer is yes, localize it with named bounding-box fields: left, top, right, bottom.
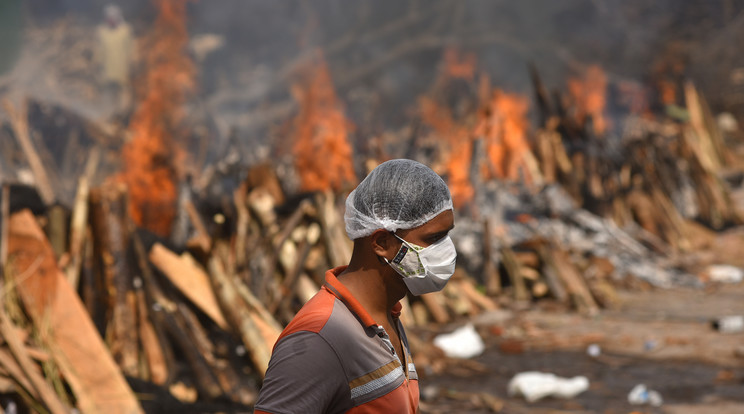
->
left=64, top=146, right=99, bottom=290
left=0, top=347, right=39, bottom=403
left=0, top=306, right=69, bottom=414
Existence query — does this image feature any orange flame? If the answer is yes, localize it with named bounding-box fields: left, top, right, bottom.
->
left=475, top=88, right=532, bottom=182
left=418, top=96, right=473, bottom=207
left=419, top=49, right=535, bottom=206
left=567, top=65, right=608, bottom=136
left=291, top=53, right=357, bottom=193
left=121, top=0, right=194, bottom=237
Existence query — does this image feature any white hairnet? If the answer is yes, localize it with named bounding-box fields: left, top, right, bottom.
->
left=344, top=159, right=453, bottom=240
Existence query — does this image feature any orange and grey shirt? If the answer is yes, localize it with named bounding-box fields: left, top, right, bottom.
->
left=254, top=266, right=419, bottom=414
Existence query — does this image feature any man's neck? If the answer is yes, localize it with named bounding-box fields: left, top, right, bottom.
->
left=338, top=264, right=405, bottom=323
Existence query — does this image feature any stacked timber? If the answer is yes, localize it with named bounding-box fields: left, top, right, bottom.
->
left=0, top=160, right=501, bottom=412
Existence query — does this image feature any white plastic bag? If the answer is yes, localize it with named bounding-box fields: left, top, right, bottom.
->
left=628, top=384, right=663, bottom=406
left=432, top=323, right=485, bottom=359
left=507, top=371, right=589, bottom=402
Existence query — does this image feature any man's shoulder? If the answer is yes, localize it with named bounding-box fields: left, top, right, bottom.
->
left=279, top=288, right=340, bottom=338
left=278, top=288, right=367, bottom=347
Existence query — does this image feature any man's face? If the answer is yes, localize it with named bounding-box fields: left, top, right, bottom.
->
left=394, top=209, right=455, bottom=248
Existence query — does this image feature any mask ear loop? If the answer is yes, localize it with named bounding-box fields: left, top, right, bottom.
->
left=377, top=231, right=402, bottom=265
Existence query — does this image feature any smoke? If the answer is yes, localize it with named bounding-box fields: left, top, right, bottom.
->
left=13, top=0, right=744, bottom=163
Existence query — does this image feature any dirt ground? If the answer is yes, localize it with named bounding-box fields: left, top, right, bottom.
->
left=418, top=282, right=744, bottom=414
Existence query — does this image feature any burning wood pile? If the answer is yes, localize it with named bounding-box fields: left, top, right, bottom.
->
left=1, top=2, right=744, bottom=413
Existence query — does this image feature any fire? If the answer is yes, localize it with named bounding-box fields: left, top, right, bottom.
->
left=291, top=52, right=357, bottom=193
left=418, top=96, right=473, bottom=207
left=121, top=0, right=194, bottom=237
left=567, top=65, right=608, bottom=136
left=419, top=49, right=536, bottom=206
left=475, top=86, right=532, bottom=182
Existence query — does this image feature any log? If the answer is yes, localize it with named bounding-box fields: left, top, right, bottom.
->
left=176, top=302, right=247, bottom=402
left=132, top=229, right=222, bottom=399
left=482, top=219, right=501, bottom=296
left=455, top=277, right=498, bottom=311
left=543, top=247, right=599, bottom=314
left=420, top=292, right=449, bottom=324
left=247, top=188, right=278, bottom=232
left=135, top=286, right=168, bottom=385
left=208, top=254, right=273, bottom=378
left=531, top=281, right=549, bottom=298
left=2, top=99, right=55, bottom=205
left=130, top=229, right=176, bottom=386
left=684, top=81, right=725, bottom=172
left=233, top=182, right=251, bottom=270
left=295, top=273, right=319, bottom=305
left=166, top=305, right=222, bottom=400
left=499, top=245, right=529, bottom=302
left=184, top=199, right=212, bottom=254
left=230, top=264, right=283, bottom=342
left=536, top=244, right=568, bottom=303
left=7, top=209, right=143, bottom=414
left=411, top=301, right=429, bottom=326
left=512, top=250, right=540, bottom=269
left=47, top=205, right=67, bottom=259
left=271, top=237, right=311, bottom=317
left=316, top=191, right=352, bottom=267
left=89, top=184, right=139, bottom=377
left=148, top=243, right=229, bottom=330
left=245, top=163, right=285, bottom=206
left=443, top=281, right=476, bottom=316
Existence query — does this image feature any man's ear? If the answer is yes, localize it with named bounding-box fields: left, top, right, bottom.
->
left=369, top=229, right=398, bottom=258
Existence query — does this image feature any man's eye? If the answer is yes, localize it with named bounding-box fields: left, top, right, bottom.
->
left=430, top=234, right=445, bottom=243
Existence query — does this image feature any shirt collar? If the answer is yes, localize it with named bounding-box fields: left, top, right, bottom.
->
left=323, top=266, right=402, bottom=328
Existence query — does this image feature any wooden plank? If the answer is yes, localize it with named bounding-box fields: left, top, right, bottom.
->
left=148, top=243, right=229, bottom=330
left=7, top=209, right=142, bottom=414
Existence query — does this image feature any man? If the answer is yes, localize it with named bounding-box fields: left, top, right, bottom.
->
left=255, top=159, right=457, bottom=413
left=96, top=4, right=136, bottom=114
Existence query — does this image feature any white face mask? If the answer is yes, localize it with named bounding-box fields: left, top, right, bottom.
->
left=384, top=233, right=457, bottom=296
